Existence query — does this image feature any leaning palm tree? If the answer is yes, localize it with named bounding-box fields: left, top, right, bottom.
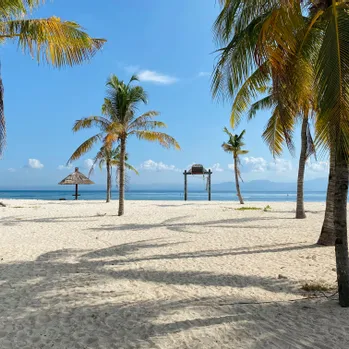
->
left=0, top=0, right=105, bottom=156
left=88, top=145, right=138, bottom=203
left=212, top=0, right=349, bottom=306
left=222, top=128, right=248, bottom=204
left=71, top=74, right=180, bottom=216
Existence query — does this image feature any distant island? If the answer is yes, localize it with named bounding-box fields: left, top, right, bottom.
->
left=128, top=178, right=328, bottom=192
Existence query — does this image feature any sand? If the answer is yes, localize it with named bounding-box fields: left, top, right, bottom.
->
left=0, top=199, right=348, bottom=349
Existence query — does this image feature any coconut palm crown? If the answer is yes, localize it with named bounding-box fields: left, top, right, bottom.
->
left=0, top=0, right=106, bottom=156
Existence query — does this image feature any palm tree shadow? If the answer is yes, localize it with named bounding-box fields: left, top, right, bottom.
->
left=0, top=241, right=346, bottom=348
left=88, top=215, right=288, bottom=235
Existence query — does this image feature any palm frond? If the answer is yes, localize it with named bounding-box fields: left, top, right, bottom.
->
left=223, top=126, right=233, bottom=139
left=0, top=17, right=105, bottom=67
left=73, top=116, right=111, bottom=132
left=230, top=63, right=270, bottom=128
left=128, top=74, right=139, bottom=85
left=129, top=120, right=166, bottom=132
left=214, top=0, right=279, bottom=44
left=236, top=129, right=246, bottom=141
left=248, top=94, right=275, bottom=120
left=262, top=107, right=287, bottom=157
left=101, top=98, right=117, bottom=119
left=87, top=148, right=106, bottom=176
left=105, top=121, right=124, bottom=134
left=128, top=111, right=161, bottom=131
left=315, top=3, right=349, bottom=157
left=128, top=85, right=148, bottom=106
left=134, top=131, right=180, bottom=150
left=0, top=0, right=43, bottom=19
left=67, top=133, right=103, bottom=164
left=212, top=10, right=274, bottom=100
left=124, top=162, right=139, bottom=175
left=222, top=142, right=234, bottom=153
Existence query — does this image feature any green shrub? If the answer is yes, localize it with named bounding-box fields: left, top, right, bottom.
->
left=236, top=207, right=261, bottom=211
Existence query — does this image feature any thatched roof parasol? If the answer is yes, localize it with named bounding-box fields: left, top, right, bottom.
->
left=59, top=167, right=94, bottom=200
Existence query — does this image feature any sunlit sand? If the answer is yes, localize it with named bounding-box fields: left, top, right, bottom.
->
left=0, top=200, right=348, bottom=348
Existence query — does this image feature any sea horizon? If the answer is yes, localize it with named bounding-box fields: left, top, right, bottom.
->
left=0, top=189, right=331, bottom=202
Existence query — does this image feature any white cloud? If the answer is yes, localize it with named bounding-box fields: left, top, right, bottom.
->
left=198, top=71, right=210, bottom=77
left=137, top=70, right=178, bottom=85
left=228, top=157, right=292, bottom=173
left=211, top=163, right=224, bottom=172
left=84, top=159, right=94, bottom=169
left=57, top=164, right=73, bottom=170
left=8, top=168, right=16, bottom=172
left=242, top=157, right=268, bottom=172
left=140, top=159, right=180, bottom=172
left=307, top=160, right=329, bottom=173
left=27, top=158, right=44, bottom=169
left=268, top=159, right=292, bottom=172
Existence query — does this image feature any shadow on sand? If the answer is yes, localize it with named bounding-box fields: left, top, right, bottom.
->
left=0, top=239, right=346, bottom=348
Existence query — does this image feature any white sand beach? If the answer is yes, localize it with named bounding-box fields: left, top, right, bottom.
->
left=0, top=200, right=348, bottom=348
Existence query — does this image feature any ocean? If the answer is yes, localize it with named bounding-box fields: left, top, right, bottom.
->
left=0, top=190, right=328, bottom=202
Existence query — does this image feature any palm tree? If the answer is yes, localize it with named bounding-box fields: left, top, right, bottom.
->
left=222, top=128, right=248, bottom=204
left=87, top=145, right=139, bottom=203
left=212, top=0, right=349, bottom=306
left=0, top=0, right=105, bottom=157
left=71, top=74, right=180, bottom=216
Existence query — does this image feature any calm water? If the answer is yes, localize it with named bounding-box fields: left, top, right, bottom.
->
left=0, top=190, right=328, bottom=202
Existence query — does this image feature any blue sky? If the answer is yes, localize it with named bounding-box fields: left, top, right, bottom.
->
left=0, top=0, right=329, bottom=189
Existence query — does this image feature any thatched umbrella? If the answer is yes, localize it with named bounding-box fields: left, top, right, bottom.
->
left=58, top=167, right=94, bottom=200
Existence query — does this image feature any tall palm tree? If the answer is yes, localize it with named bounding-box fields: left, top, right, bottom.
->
left=71, top=74, right=180, bottom=216
left=88, top=145, right=138, bottom=203
left=222, top=128, right=248, bottom=204
left=0, top=0, right=105, bottom=157
left=212, top=0, right=349, bottom=306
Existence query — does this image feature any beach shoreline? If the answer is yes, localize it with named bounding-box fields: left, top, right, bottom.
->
left=0, top=200, right=347, bottom=348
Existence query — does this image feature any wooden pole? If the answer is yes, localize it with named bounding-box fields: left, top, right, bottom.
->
left=75, top=184, right=78, bottom=200
left=184, top=170, right=188, bottom=201
left=208, top=170, right=212, bottom=201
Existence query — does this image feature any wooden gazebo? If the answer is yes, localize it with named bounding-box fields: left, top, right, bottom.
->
left=58, top=167, right=94, bottom=200
left=183, top=164, right=212, bottom=201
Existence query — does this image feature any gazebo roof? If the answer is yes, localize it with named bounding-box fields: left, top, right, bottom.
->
left=58, top=167, right=94, bottom=185
left=187, top=164, right=209, bottom=175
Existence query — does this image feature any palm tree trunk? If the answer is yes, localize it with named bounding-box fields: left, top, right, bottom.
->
left=333, top=150, right=349, bottom=307
left=317, top=148, right=335, bottom=245
left=106, top=161, right=111, bottom=203
left=118, top=138, right=126, bottom=216
left=296, top=116, right=307, bottom=219
left=234, top=155, right=244, bottom=204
